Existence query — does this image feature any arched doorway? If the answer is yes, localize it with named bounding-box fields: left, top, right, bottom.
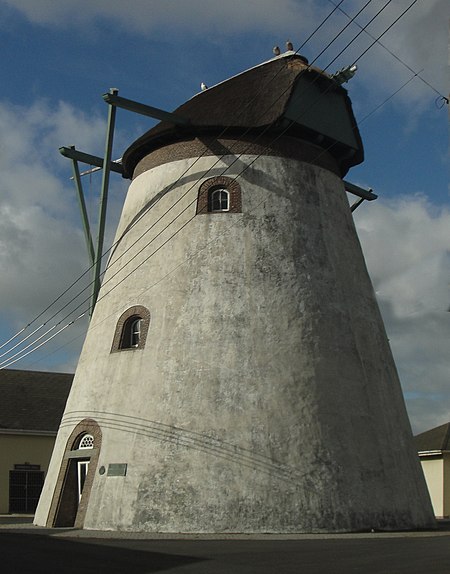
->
left=49, top=420, right=101, bottom=528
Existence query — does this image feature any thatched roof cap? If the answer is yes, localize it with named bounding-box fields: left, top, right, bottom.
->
left=122, top=52, right=363, bottom=179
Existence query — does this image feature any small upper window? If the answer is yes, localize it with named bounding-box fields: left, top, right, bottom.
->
left=209, top=188, right=230, bottom=212
left=196, top=176, right=241, bottom=215
left=111, top=305, right=151, bottom=353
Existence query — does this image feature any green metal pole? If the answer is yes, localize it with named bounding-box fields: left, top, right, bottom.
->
left=69, top=147, right=96, bottom=268
left=91, top=88, right=118, bottom=314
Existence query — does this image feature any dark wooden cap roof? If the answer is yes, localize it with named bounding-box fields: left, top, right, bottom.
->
left=122, top=53, right=364, bottom=179
left=414, top=422, right=450, bottom=452
left=0, top=369, right=73, bottom=433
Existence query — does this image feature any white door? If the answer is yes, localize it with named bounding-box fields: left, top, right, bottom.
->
left=77, top=460, right=89, bottom=502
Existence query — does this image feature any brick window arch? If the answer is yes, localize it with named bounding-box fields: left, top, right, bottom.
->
left=197, top=176, right=242, bottom=214
left=111, top=305, right=150, bottom=353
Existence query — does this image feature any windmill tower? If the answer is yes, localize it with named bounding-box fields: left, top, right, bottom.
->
left=35, top=51, right=434, bottom=532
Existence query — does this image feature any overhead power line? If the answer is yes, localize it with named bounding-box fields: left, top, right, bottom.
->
left=0, top=0, right=372, bottom=359
left=309, top=0, right=377, bottom=66
left=297, top=0, right=347, bottom=52
left=0, top=0, right=419, bottom=368
left=0, top=0, right=428, bottom=369
left=328, top=0, right=448, bottom=102
left=352, top=0, right=420, bottom=65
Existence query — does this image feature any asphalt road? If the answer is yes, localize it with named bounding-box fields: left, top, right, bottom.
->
left=1, top=527, right=450, bottom=574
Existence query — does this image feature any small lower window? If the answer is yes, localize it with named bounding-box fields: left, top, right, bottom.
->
left=111, top=306, right=150, bottom=353
left=120, top=316, right=143, bottom=349
left=129, top=318, right=142, bottom=348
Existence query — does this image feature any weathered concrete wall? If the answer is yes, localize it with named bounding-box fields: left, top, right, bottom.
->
left=36, top=149, right=435, bottom=532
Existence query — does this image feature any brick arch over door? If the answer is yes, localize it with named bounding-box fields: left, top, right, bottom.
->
left=47, top=419, right=102, bottom=528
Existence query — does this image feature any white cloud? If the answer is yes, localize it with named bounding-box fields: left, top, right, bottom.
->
left=0, top=0, right=315, bottom=34
left=308, top=0, right=449, bottom=112
left=354, top=196, right=450, bottom=434
left=3, top=0, right=447, bottom=108
left=0, top=99, right=126, bottom=371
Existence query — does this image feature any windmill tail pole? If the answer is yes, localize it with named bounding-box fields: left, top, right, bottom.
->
left=92, top=88, right=118, bottom=314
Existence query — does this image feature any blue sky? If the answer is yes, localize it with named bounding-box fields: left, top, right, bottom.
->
left=0, top=0, right=448, bottom=433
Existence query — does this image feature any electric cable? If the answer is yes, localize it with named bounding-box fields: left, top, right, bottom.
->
left=0, top=2, right=351, bottom=350
left=0, top=0, right=415, bottom=368
left=308, top=0, right=375, bottom=65
left=78, top=0, right=383, bottom=290
left=352, top=0, right=419, bottom=66
left=358, top=68, right=423, bottom=122
left=1, top=0, right=425, bottom=368
left=17, top=58, right=424, bottom=372
left=0, top=0, right=373, bottom=356
left=328, top=0, right=449, bottom=102
left=8, top=61, right=421, bottom=371
left=0, top=314, right=86, bottom=369
left=318, top=0, right=395, bottom=71
left=297, top=0, right=347, bottom=52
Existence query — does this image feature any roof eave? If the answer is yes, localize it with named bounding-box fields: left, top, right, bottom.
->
left=0, top=428, right=58, bottom=437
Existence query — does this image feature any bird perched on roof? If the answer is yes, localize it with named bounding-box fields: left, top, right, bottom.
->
left=273, top=46, right=281, bottom=56
left=286, top=40, right=293, bottom=51
left=201, top=82, right=208, bottom=91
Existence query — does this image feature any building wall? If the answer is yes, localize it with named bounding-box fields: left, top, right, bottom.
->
left=36, top=150, right=435, bottom=532
left=420, top=457, right=444, bottom=517
left=418, top=455, right=450, bottom=518
left=443, top=454, right=450, bottom=517
left=0, top=433, right=55, bottom=513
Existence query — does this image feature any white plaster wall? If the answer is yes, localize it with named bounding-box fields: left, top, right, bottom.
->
left=420, top=458, right=443, bottom=517
left=36, top=152, right=435, bottom=532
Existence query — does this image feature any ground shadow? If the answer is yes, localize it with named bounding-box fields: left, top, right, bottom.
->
left=0, top=532, right=205, bottom=574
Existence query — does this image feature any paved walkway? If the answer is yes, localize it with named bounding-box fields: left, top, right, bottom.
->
left=2, top=517, right=450, bottom=573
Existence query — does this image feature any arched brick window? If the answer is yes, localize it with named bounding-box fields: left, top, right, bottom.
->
left=197, top=176, right=242, bottom=214
left=111, top=305, right=150, bottom=352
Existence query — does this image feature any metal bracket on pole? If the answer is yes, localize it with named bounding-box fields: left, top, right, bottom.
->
left=344, top=180, right=377, bottom=202
left=102, top=92, right=190, bottom=125
left=67, top=146, right=96, bottom=268
left=62, top=88, right=188, bottom=317
left=59, top=146, right=124, bottom=175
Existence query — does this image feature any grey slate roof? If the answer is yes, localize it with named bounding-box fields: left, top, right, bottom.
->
left=414, top=422, right=450, bottom=452
left=122, top=53, right=363, bottom=179
left=0, top=369, right=73, bottom=433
